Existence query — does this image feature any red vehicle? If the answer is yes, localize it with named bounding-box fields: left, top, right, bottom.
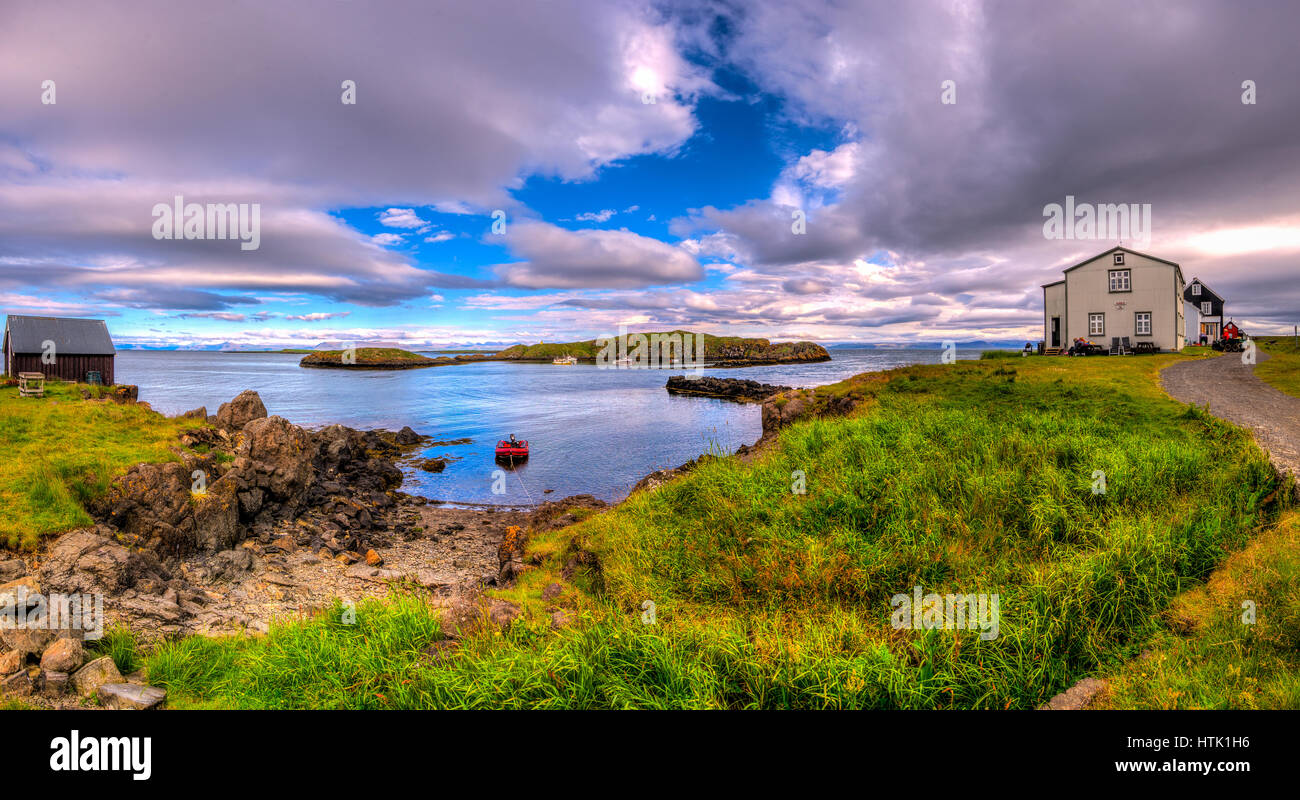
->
left=494, top=439, right=529, bottom=461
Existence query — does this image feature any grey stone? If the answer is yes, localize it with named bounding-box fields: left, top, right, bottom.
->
left=98, top=683, right=166, bottom=710
left=72, top=656, right=124, bottom=698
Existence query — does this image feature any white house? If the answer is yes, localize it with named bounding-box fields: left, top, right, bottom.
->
left=1042, top=246, right=1186, bottom=352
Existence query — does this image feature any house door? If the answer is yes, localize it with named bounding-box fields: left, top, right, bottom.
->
left=1050, top=317, right=1060, bottom=348
left=1201, top=321, right=1219, bottom=340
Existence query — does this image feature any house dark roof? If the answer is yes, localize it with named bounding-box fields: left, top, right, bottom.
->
left=1184, top=277, right=1226, bottom=303
left=3, top=315, right=116, bottom=355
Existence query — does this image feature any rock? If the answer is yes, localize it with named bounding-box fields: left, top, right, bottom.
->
left=1038, top=677, right=1108, bottom=710
left=665, top=375, right=792, bottom=402
left=395, top=426, right=422, bottom=445
left=550, top=610, right=572, bottom=629
left=98, top=683, right=166, bottom=710
left=1, top=628, right=59, bottom=660
left=439, top=596, right=484, bottom=639
left=1, top=669, right=35, bottom=698
left=108, top=384, right=139, bottom=404
left=193, top=474, right=241, bottom=551
left=39, top=638, right=85, bottom=673
left=0, top=558, right=25, bottom=582
left=365, top=549, right=383, bottom=566
left=72, top=656, right=124, bottom=698
left=96, top=462, right=195, bottom=553
left=0, top=575, right=40, bottom=609
left=335, top=551, right=361, bottom=565
left=119, top=595, right=182, bottom=623
left=237, top=487, right=265, bottom=515
left=41, top=670, right=69, bottom=697
left=180, top=406, right=208, bottom=419
left=418, top=458, right=447, bottom=473
left=215, top=389, right=268, bottom=433
left=489, top=599, right=521, bottom=628
left=238, top=416, right=315, bottom=502
left=39, top=528, right=137, bottom=594
left=541, top=582, right=563, bottom=600
left=210, top=548, right=254, bottom=580
left=0, top=649, right=24, bottom=674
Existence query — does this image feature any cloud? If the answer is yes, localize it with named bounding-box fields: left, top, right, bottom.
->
left=494, top=221, right=704, bottom=289
left=423, top=231, right=455, bottom=243
left=575, top=209, right=617, bottom=222
left=284, top=311, right=352, bottom=321
left=370, top=233, right=407, bottom=246
left=377, top=208, right=431, bottom=231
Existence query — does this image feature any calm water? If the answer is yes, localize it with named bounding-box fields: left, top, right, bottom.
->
left=116, top=348, right=985, bottom=506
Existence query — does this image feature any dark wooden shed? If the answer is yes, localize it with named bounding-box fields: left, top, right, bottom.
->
left=3, top=315, right=116, bottom=385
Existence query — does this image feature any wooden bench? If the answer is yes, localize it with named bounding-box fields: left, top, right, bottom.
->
left=18, top=372, right=46, bottom=398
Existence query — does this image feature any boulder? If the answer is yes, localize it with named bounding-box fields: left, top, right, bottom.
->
left=98, top=683, right=166, bottom=710
left=0, top=649, right=24, bottom=675
left=0, top=559, right=25, bottom=582
left=180, top=406, right=208, bottom=420
left=97, top=463, right=194, bottom=552
left=71, top=656, right=124, bottom=698
left=39, top=528, right=137, bottom=594
left=238, top=416, right=315, bottom=502
left=1, top=627, right=59, bottom=660
left=193, top=474, right=241, bottom=551
left=41, top=670, right=69, bottom=697
left=215, top=390, right=267, bottom=433
left=365, top=549, right=383, bottom=566
left=39, top=637, right=85, bottom=673
left=1, top=669, right=35, bottom=698
left=395, top=426, right=422, bottom=445
left=0, top=574, right=40, bottom=610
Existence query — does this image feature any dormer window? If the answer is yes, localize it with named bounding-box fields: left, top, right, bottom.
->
left=1109, top=269, right=1131, bottom=292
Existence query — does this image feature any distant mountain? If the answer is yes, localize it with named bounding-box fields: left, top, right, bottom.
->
left=824, top=340, right=1023, bottom=349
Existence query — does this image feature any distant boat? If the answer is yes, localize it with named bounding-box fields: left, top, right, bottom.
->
left=552, top=354, right=578, bottom=365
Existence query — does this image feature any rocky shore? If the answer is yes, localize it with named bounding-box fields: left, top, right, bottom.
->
left=664, top=375, right=792, bottom=402
left=0, top=387, right=606, bottom=709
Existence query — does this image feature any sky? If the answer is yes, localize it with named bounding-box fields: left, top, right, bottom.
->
left=1, top=0, right=1297, bottom=349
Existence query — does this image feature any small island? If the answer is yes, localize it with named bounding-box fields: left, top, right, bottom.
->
left=299, top=347, right=488, bottom=370
left=495, top=330, right=830, bottom=367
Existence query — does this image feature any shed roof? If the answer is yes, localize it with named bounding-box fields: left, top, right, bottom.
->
left=3, top=315, right=116, bottom=355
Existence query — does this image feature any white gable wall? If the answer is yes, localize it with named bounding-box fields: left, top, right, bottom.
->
left=1061, top=251, right=1184, bottom=350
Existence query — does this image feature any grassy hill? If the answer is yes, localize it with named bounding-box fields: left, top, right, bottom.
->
left=495, top=330, right=829, bottom=364
left=128, top=352, right=1295, bottom=709
left=0, top=382, right=200, bottom=549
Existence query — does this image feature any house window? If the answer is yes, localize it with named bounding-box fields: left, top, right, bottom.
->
left=1089, top=313, right=1105, bottom=336
left=1113, top=252, right=1125, bottom=265
left=1191, top=283, right=1201, bottom=296
left=1201, top=301, right=1212, bottom=316
left=1109, top=270, right=1131, bottom=292
left=1135, top=312, right=1152, bottom=336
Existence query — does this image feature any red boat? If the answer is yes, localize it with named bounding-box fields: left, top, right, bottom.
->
left=495, top=439, right=529, bottom=460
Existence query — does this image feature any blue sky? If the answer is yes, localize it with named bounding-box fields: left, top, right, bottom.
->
left=2, top=0, right=1297, bottom=349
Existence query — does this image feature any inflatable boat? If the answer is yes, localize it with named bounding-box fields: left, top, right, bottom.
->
left=495, top=440, right=529, bottom=460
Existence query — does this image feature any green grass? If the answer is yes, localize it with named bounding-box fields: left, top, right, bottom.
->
left=132, top=353, right=1289, bottom=709
left=0, top=381, right=199, bottom=549
left=1254, top=336, right=1300, bottom=398
left=1097, top=511, right=1300, bottom=708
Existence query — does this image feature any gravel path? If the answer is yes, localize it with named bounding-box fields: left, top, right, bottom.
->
left=1161, top=351, right=1300, bottom=481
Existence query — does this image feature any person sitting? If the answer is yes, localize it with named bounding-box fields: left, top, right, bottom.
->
left=508, top=434, right=519, bottom=447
